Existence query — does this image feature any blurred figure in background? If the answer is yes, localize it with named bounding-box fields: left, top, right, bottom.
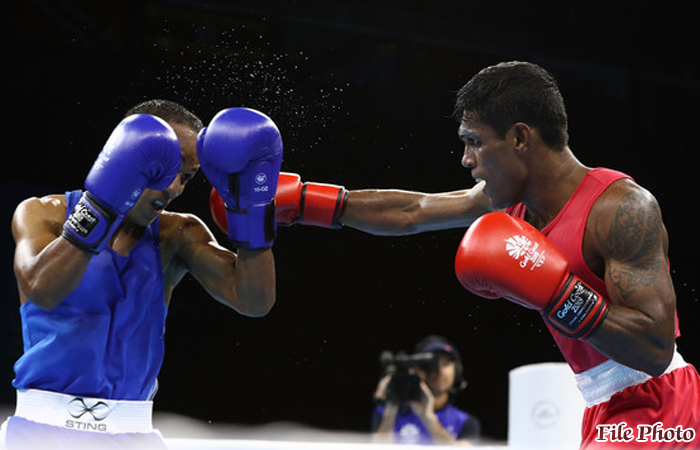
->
left=371, top=335, right=481, bottom=445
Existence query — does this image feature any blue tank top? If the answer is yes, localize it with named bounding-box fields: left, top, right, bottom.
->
left=12, top=190, right=167, bottom=401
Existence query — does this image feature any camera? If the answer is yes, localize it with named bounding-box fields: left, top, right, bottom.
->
left=379, top=351, right=438, bottom=405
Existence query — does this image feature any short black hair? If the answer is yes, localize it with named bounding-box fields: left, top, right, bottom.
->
left=126, top=99, right=203, bottom=133
left=453, top=61, right=569, bottom=150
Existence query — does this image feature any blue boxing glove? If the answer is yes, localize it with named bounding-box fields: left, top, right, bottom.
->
left=197, top=108, right=283, bottom=249
left=62, top=114, right=181, bottom=253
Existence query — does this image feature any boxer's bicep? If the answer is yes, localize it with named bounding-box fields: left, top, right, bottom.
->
left=586, top=185, right=675, bottom=374
left=12, top=195, right=92, bottom=308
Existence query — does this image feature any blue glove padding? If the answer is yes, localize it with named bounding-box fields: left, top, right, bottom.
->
left=197, top=108, right=283, bottom=249
left=62, top=114, right=181, bottom=253
left=86, top=114, right=181, bottom=214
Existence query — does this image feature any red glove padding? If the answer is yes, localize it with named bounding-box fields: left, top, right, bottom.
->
left=210, top=187, right=229, bottom=235
left=210, top=172, right=348, bottom=233
left=275, top=172, right=347, bottom=228
left=455, top=212, right=609, bottom=339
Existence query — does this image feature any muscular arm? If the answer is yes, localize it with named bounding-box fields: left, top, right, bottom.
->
left=586, top=181, right=676, bottom=376
left=165, top=213, right=275, bottom=317
left=12, top=195, right=92, bottom=309
left=340, top=181, right=493, bottom=235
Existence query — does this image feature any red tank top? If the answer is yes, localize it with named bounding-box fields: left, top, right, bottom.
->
left=506, top=168, right=679, bottom=373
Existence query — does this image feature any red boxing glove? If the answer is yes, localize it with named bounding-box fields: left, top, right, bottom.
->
left=210, top=172, right=348, bottom=233
left=275, top=173, right=347, bottom=228
left=455, top=212, right=609, bottom=339
left=210, top=187, right=228, bottom=235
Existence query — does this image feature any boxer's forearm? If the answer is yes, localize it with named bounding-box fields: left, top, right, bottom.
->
left=586, top=302, right=675, bottom=377
left=233, top=248, right=277, bottom=317
left=340, top=188, right=488, bottom=235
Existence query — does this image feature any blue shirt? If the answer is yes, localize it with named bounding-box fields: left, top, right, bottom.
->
left=12, top=190, right=167, bottom=401
left=372, top=403, right=479, bottom=445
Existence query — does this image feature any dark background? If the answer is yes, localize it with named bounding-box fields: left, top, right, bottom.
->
left=4, top=0, right=699, bottom=442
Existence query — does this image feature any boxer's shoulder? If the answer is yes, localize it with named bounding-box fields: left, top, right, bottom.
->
left=158, top=211, right=214, bottom=253
left=588, top=179, right=665, bottom=251
left=12, top=194, right=67, bottom=238
left=15, top=194, right=66, bottom=214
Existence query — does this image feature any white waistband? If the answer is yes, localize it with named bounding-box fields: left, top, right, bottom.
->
left=14, top=389, right=154, bottom=434
left=575, top=348, right=688, bottom=407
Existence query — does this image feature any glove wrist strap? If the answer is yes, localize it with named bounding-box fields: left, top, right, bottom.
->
left=226, top=201, right=276, bottom=249
left=301, top=183, right=348, bottom=229
left=543, top=274, right=609, bottom=340
left=62, top=191, right=123, bottom=254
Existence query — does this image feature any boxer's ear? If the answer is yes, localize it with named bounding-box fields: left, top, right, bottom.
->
left=512, top=122, right=533, bottom=152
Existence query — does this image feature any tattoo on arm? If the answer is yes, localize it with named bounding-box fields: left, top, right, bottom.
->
left=597, top=192, right=662, bottom=301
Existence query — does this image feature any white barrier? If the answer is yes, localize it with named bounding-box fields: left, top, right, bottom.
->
left=508, top=362, right=585, bottom=450
left=165, top=438, right=508, bottom=449
left=155, top=415, right=508, bottom=449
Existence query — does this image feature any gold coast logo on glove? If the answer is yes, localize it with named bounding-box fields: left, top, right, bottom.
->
left=66, top=203, right=99, bottom=237
left=505, top=235, right=546, bottom=270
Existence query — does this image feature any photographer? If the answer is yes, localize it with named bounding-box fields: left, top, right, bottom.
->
left=371, top=335, right=481, bottom=445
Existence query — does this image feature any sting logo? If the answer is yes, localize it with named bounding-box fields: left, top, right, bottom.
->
left=64, top=398, right=111, bottom=432
left=67, top=397, right=111, bottom=421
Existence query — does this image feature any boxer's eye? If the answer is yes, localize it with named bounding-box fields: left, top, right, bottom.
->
left=459, top=131, right=482, bottom=148
left=464, top=137, right=481, bottom=148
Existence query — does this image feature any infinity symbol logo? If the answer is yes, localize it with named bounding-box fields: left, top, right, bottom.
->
left=68, top=398, right=111, bottom=421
